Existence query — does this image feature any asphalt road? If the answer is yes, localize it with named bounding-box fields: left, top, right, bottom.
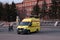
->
left=0, top=27, right=60, bottom=40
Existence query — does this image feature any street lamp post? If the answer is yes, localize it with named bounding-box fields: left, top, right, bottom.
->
left=16, top=10, right=20, bottom=25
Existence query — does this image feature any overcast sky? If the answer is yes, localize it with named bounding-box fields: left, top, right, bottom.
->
left=0, top=0, right=23, bottom=4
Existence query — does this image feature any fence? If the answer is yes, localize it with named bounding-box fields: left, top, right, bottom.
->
left=40, top=20, right=60, bottom=28
left=0, top=21, right=60, bottom=28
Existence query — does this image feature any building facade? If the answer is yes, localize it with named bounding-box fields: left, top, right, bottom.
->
left=16, top=0, right=52, bottom=19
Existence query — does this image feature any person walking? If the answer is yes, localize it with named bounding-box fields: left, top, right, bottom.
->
left=8, top=24, right=11, bottom=31
left=8, top=23, right=14, bottom=31
left=10, top=24, right=14, bottom=31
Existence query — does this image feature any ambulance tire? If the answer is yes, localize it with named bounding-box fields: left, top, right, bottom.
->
left=36, top=29, right=39, bottom=33
left=27, top=30, right=30, bottom=34
left=17, top=32, right=20, bottom=34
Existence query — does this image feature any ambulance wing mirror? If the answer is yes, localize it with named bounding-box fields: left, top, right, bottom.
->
left=29, top=23, right=32, bottom=26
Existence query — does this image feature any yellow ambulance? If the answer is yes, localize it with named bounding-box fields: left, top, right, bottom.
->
left=17, top=18, right=40, bottom=34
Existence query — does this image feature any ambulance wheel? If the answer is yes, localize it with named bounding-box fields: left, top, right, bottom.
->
left=36, top=29, right=39, bottom=33
left=27, top=30, right=30, bottom=34
left=17, top=32, right=20, bottom=34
